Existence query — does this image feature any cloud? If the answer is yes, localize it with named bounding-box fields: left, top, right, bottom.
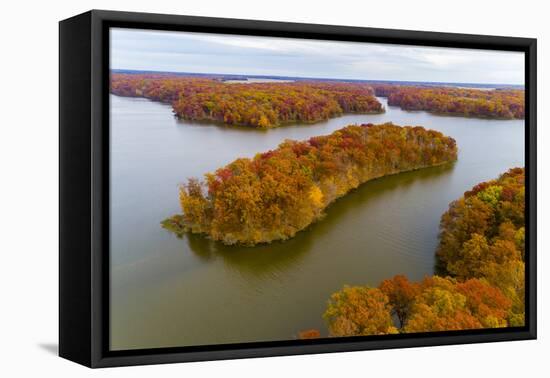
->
left=110, top=28, right=524, bottom=85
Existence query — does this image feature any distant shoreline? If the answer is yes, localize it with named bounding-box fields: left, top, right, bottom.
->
left=110, top=68, right=524, bottom=90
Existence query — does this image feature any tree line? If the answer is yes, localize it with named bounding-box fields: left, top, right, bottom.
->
left=110, top=73, right=384, bottom=128
left=372, top=84, right=524, bottom=119
left=162, top=123, right=457, bottom=245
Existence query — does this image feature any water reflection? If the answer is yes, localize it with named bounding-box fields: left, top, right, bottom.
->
left=186, top=231, right=314, bottom=274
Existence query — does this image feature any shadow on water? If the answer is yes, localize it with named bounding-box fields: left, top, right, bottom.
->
left=185, top=162, right=456, bottom=275
left=174, top=113, right=385, bottom=133
left=175, top=117, right=270, bottom=132
left=186, top=229, right=315, bottom=275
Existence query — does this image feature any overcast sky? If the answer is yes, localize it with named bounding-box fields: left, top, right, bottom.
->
left=110, top=28, right=524, bottom=85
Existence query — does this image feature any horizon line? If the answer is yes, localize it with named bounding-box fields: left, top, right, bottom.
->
left=110, top=68, right=525, bottom=88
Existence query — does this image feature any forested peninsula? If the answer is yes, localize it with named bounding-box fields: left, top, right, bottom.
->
left=372, top=85, right=524, bottom=119
left=162, top=123, right=458, bottom=245
left=110, top=74, right=384, bottom=128
left=309, top=168, right=525, bottom=338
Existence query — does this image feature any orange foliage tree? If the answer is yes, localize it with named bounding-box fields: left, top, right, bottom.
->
left=403, top=276, right=511, bottom=332
left=323, top=286, right=398, bottom=336
left=297, top=329, right=321, bottom=340
left=379, top=275, right=420, bottom=328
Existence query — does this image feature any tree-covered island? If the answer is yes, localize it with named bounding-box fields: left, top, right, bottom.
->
left=162, top=123, right=458, bottom=245
left=372, top=84, right=524, bottom=119
left=111, top=74, right=384, bottom=128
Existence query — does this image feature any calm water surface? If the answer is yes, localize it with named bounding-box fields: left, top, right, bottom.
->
left=110, top=95, right=524, bottom=350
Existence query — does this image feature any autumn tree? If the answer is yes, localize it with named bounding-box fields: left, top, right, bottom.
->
left=323, top=286, right=398, bottom=336
left=297, top=329, right=321, bottom=340
left=379, top=275, right=420, bottom=328
left=456, top=278, right=512, bottom=328
left=403, top=276, right=511, bottom=333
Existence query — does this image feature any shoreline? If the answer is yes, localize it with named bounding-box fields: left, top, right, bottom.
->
left=110, top=92, right=386, bottom=129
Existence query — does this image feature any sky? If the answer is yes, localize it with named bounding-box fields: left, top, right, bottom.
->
left=110, top=28, right=524, bottom=85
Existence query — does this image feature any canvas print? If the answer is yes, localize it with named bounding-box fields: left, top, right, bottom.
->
left=109, top=28, right=526, bottom=351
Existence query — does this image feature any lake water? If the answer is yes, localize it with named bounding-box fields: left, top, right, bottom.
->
left=223, top=78, right=295, bottom=84
left=109, top=94, right=524, bottom=350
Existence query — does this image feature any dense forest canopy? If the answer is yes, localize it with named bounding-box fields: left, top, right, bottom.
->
left=110, top=73, right=384, bottom=128
left=162, top=123, right=457, bottom=245
left=323, top=275, right=512, bottom=336
left=436, top=167, right=525, bottom=325
left=372, top=84, right=524, bottom=119
left=305, top=168, right=525, bottom=338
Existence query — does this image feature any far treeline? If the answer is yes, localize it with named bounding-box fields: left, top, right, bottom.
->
left=110, top=74, right=384, bottom=128
left=299, top=167, right=525, bottom=339
left=110, top=73, right=525, bottom=125
left=372, top=84, right=525, bottom=119
left=162, top=123, right=457, bottom=245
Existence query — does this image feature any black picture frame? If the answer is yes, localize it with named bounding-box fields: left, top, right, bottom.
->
left=59, top=9, right=537, bottom=368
